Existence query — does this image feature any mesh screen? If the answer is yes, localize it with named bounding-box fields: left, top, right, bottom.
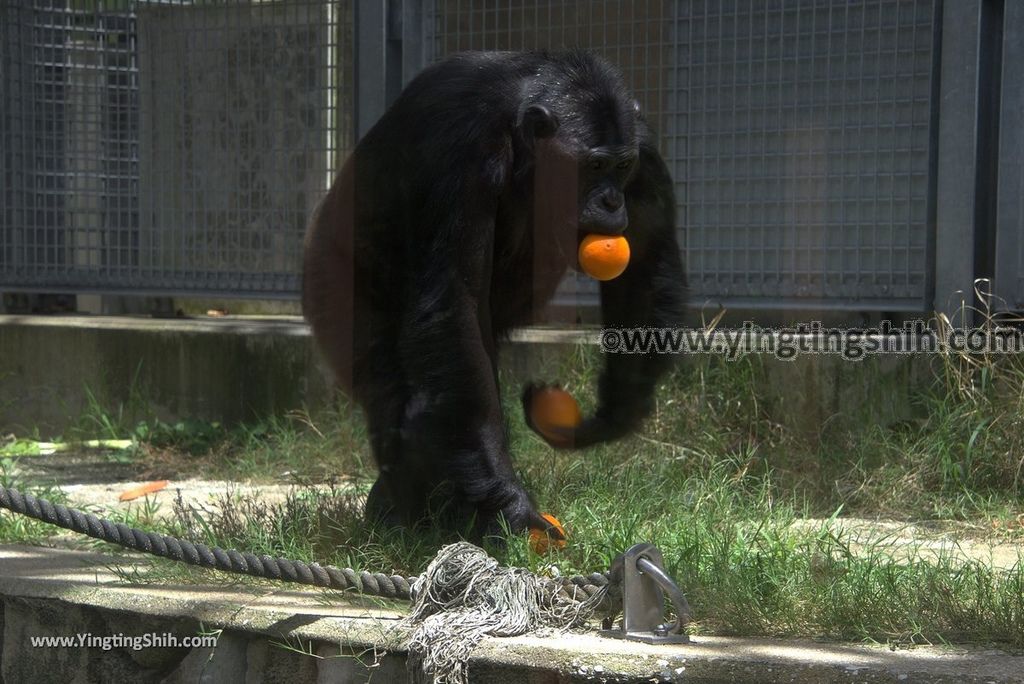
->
left=1, top=0, right=353, bottom=296
left=1, top=0, right=940, bottom=308
left=673, top=0, right=936, bottom=307
left=427, top=0, right=938, bottom=310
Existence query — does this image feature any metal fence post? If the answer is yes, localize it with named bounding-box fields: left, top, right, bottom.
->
left=994, top=1, right=1023, bottom=311
left=355, top=1, right=424, bottom=138
left=355, top=0, right=387, bottom=141
left=400, top=0, right=426, bottom=87
left=934, top=0, right=999, bottom=320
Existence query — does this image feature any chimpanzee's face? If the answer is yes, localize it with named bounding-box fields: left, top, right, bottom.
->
left=523, top=97, right=640, bottom=243
left=576, top=144, right=639, bottom=235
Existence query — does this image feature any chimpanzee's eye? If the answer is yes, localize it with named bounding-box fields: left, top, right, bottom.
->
left=616, top=160, right=631, bottom=170
left=589, top=159, right=604, bottom=171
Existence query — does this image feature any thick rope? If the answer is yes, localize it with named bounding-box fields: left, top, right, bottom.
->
left=0, top=484, right=611, bottom=602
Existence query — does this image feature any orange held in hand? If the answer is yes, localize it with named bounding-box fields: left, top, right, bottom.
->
left=578, top=234, right=630, bottom=281
left=529, top=387, right=582, bottom=444
left=529, top=513, right=567, bottom=554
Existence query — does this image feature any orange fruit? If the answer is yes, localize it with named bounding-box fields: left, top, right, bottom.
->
left=578, top=234, right=630, bottom=281
left=119, top=480, right=170, bottom=502
left=529, top=387, right=582, bottom=444
left=529, top=513, right=567, bottom=554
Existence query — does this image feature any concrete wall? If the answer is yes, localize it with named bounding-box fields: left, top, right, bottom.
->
left=0, top=315, right=933, bottom=439
left=0, top=316, right=330, bottom=435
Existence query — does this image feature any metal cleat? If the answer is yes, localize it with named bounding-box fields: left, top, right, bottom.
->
left=600, top=543, right=691, bottom=644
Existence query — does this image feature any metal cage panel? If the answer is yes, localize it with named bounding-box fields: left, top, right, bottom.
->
left=4, top=0, right=1010, bottom=314
left=994, top=0, right=1024, bottom=311
left=674, top=0, right=938, bottom=309
left=1, top=0, right=354, bottom=297
left=426, top=0, right=939, bottom=311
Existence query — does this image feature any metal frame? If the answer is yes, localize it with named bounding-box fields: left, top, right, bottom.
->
left=933, top=0, right=1015, bottom=320
left=354, top=0, right=425, bottom=139
left=1, top=0, right=353, bottom=300
left=994, top=0, right=1023, bottom=311
left=354, top=0, right=386, bottom=140
left=933, top=0, right=982, bottom=318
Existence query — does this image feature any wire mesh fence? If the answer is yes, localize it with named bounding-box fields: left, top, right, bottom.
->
left=671, top=0, right=937, bottom=309
left=426, top=0, right=939, bottom=311
left=1, top=0, right=353, bottom=296
left=1, top=0, right=1017, bottom=313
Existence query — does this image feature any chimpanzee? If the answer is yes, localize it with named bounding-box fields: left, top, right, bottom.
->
left=303, top=50, right=687, bottom=539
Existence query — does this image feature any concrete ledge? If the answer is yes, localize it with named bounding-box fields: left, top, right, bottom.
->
left=0, top=314, right=331, bottom=433
left=0, top=544, right=1021, bottom=683
left=1, top=314, right=933, bottom=437
left=0, top=315, right=601, bottom=434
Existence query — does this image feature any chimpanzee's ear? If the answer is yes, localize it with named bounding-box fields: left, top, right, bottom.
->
left=517, top=104, right=559, bottom=146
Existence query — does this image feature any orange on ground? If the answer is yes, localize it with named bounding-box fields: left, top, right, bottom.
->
left=578, top=234, right=630, bottom=281
left=529, top=387, right=582, bottom=443
left=529, top=513, right=567, bottom=554
left=119, top=480, right=169, bottom=502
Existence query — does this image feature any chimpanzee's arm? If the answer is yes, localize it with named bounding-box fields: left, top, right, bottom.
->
left=396, top=198, right=551, bottom=535
left=525, top=140, right=688, bottom=448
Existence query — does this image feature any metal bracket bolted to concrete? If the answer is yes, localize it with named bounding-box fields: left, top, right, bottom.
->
left=600, top=543, right=691, bottom=645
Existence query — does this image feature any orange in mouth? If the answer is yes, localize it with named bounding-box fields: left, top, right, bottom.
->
left=578, top=234, right=630, bottom=280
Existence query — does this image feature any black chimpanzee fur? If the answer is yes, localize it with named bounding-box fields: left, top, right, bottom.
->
left=303, top=50, right=687, bottom=539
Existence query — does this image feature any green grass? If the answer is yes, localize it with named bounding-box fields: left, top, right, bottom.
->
left=0, top=458, right=70, bottom=543
left=5, top=305, right=1024, bottom=647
